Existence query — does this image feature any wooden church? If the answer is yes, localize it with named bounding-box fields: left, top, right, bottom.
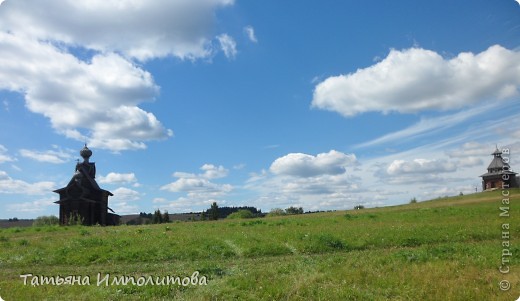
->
left=480, top=147, right=518, bottom=191
left=54, top=145, right=119, bottom=225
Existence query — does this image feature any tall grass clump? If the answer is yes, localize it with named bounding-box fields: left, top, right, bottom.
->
left=33, top=215, right=59, bottom=227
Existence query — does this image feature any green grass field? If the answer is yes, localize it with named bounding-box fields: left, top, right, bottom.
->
left=0, top=190, right=518, bottom=300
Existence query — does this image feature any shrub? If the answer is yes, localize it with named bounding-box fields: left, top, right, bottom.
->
left=285, top=206, right=304, bottom=215
left=410, top=197, right=417, bottom=204
left=267, top=208, right=286, bottom=217
left=227, top=210, right=254, bottom=219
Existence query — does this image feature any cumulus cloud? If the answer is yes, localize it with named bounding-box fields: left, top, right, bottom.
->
left=217, top=34, right=237, bottom=59
left=270, top=150, right=357, bottom=177
left=162, top=196, right=224, bottom=213
left=161, top=164, right=232, bottom=201
left=386, top=159, right=457, bottom=175
left=111, top=187, right=141, bottom=202
left=161, top=177, right=232, bottom=195
left=200, top=164, right=229, bottom=179
left=19, top=147, right=73, bottom=164
left=172, top=164, right=229, bottom=180
left=0, top=170, right=55, bottom=195
left=98, top=172, right=138, bottom=185
left=244, top=26, right=257, bottom=43
left=312, top=45, right=520, bottom=116
left=0, top=32, right=171, bottom=151
left=246, top=150, right=360, bottom=211
left=108, top=187, right=141, bottom=214
left=0, top=0, right=239, bottom=151
left=0, top=0, right=234, bottom=61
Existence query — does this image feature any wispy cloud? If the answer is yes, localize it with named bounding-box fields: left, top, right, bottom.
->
left=244, top=26, right=257, bottom=43
left=217, top=34, right=237, bottom=59
left=355, top=102, right=508, bottom=149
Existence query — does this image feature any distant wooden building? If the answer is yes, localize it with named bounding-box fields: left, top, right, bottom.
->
left=480, top=147, right=518, bottom=191
left=54, top=145, right=119, bottom=225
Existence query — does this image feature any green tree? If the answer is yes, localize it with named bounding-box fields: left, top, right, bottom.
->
left=162, top=210, right=170, bottom=223
left=153, top=209, right=163, bottom=224
left=286, top=206, right=304, bottom=215
left=209, top=202, right=219, bottom=220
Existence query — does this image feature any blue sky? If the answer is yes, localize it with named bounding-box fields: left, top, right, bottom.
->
left=0, top=0, right=519, bottom=218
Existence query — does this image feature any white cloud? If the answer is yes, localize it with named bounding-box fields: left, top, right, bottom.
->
left=111, top=187, right=140, bottom=202
left=108, top=187, right=141, bottom=214
left=0, top=0, right=234, bottom=61
left=98, top=172, right=138, bottom=185
left=244, top=26, right=257, bottom=43
left=200, top=164, right=229, bottom=179
left=270, top=150, right=357, bottom=177
left=0, top=170, right=55, bottom=195
left=6, top=198, right=54, bottom=213
left=0, top=32, right=172, bottom=151
left=246, top=150, right=360, bottom=211
left=0, top=0, right=240, bottom=152
left=386, top=159, right=457, bottom=175
left=161, top=177, right=232, bottom=195
left=161, top=164, right=233, bottom=204
left=172, top=164, right=229, bottom=180
left=312, top=45, right=520, bottom=117
left=217, top=34, right=237, bottom=59
left=162, top=196, right=222, bottom=213
left=0, top=145, right=14, bottom=163
left=19, top=148, right=72, bottom=164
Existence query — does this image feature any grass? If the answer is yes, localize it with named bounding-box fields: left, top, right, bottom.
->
left=0, top=189, right=518, bottom=300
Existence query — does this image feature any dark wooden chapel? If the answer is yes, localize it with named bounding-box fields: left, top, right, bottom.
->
left=54, top=145, right=119, bottom=225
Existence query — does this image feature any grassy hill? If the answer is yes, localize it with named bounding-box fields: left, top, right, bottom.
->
left=0, top=190, right=518, bottom=300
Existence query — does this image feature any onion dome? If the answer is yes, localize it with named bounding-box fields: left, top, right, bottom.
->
left=80, top=144, right=92, bottom=161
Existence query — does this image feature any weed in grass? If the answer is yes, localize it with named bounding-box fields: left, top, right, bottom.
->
left=79, top=229, right=90, bottom=236
left=302, top=234, right=348, bottom=253
left=10, top=227, right=23, bottom=233
left=240, top=220, right=266, bottom=226
left=401, top=237, right=423, bottom=247
left=198, top=265, right=226, bottom=277
left=344, top=213, right=357, bottom=219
